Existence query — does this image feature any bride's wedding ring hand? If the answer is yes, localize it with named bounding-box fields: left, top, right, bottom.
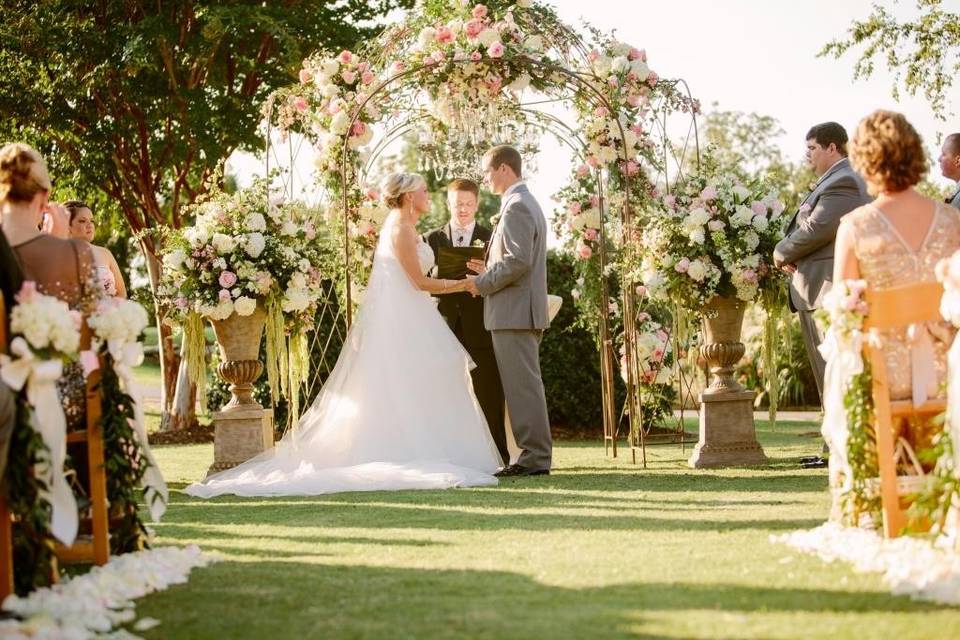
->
left=464, top=275, right=480, bottom=297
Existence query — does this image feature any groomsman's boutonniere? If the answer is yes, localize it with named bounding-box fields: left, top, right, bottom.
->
left=489, top=213, right=502, bottom=227
left=471, top=239, right=486, bottom=249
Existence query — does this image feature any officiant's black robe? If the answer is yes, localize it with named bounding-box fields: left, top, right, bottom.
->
left=424, top=222, right=508, bottom=463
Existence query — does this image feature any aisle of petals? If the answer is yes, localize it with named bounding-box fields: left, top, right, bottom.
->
left=0, top=545, right=217, bottom=639
left=772, top=523, right=960, bottom=605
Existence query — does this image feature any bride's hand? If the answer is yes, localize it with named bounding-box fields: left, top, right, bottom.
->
left=466, top=259, right=486, bottom=275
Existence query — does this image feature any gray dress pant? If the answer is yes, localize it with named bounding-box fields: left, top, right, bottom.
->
left=490, top=329, right=551, bottom=471
left=798, top=310, right=826, bottom=406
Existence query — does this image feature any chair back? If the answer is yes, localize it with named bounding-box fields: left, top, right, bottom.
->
left=863, top=281, right=943, bottom=331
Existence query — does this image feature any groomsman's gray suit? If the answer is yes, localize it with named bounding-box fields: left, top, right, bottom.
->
left=474, top=182, right=551, bottom=472
left=773, top=158, right=870, bottom=400
left=947, top=187, right=960, bottom=209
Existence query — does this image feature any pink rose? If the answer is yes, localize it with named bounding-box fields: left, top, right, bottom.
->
left=637, top=312, right=651, bottom=322
left=487, top=41, right=505, bottom=58
left=647, top=71, right=658, bottom=86
left=674, top=257, right=690, bottom=273
left=635, top=285, right=647, bottom=297
left=589, top=195, right=600, bottom=207
left=568, top=202, right=582, bottom=215
left=630, top=124, right=644, bottom=136
left=624, top=160, right=639, bottom=176
left=576, top=164, right=590, bottom=177
left=338, top=50, right=353, bottom=64
left=351, top=121, right=367, bottom=136
left=341, top=70, right=357, bottom=84
left=436, top=26, right=454, bottom=44
left=486, top=77, right=502, bottom=93
left=742, top=269, right=758, bottom=284
left=304, top=223, right=317, bottom=241
left=751, top=201, right=767, bottom=216
left=593, top=105, right=609, bottom=117
left=577, top=243, right=593, bottom=260
left=390, top=61, right=406, bottom=75
left=588, top=49, right=600, bottom=62
left=293, top=97, right=308, bottom=112
left=700, top=186, right=717, bottom=200
left=628, top=47, right=646, bottom=61
left=175, top=295, right=189, bottom=310
left=298, top=69, right=313, bottom=84
left=472, top=4, right=488, bottom=19
left=219, top=289, right=232, bottom=302
left=365, top=187, right=380, bottom=201
left=219, top=271, right=238, bottom=288
left=465, top=19, right=484, bottom=38
left=470, top=50, right=482, bottom=61
left=664, top=194, right=676, bottom=208
left=626, top=94, right=642, bottom=107
left=583, top=228, right=598, bottom=241
left=587, top=155, right=601, bottom=168
left=361, top=71, right=375, bottom=85
left=16, top=281, right=37, bottom=303
left=708, top=220, right=725, bottom=232
left=608, top=76, right=619, bottom=88
left=656, top=329, right=669, bottom=342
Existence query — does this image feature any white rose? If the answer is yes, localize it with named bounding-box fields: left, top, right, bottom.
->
left=732, top=184, right=751, bottom=200
left=507, top=73, right=531, bottom=92
left=233, top=296, right=257, bottom=317
left=730, top=206, right=754, bottom=228
left=611, top=56, right=630, bottom=73
left=592, top=55, right=612, bottom=78
left=630, top=59, right=650, bottom=81
left=330, top=110, right=351, bottom=136
left=282, top=288, right=311, bottom=313
left=689, top=228, right=706, bottom=244
left=244, top=212, right=266, bottom=232
left=744, top=230, right=760, bottom=251
left=524, top=35, right=543, bottom=51
left=162, top=249, right=187, bottom=271
left=685, top=207, right=710, bottom=227
left=207, top=299, right=234, bottom=320
left=281, top=221, right=298, bottom=236
left=623, top=129, right=639, bottom=151
left=598, top=145, right=618, bottom=164
left=418, top=27, right=437, bottom=49
left=245, top=232, right=266, bottom=258
left=478, top=28, right=500, bottom=47
left=211, top=233, right=237, bottom=254
left=687, top=259, right=707, bottom=282
left=320, top=60, right=340, bottom=79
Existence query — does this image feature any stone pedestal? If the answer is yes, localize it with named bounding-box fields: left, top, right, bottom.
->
left=689, top=296, right=768, bottom=468
left=208, top=407, right=274, bottom=476
left=688, top=390, right=768, bottom=468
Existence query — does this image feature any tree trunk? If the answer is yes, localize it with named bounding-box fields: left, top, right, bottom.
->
left=141, top=239, right=191, bottom=431
left=167, top=341, right=198, bottom=431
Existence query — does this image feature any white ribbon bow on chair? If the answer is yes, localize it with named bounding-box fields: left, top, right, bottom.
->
left=906, top=323, right=938, bottom=406
left=107, top=339, right=168, bottom=522
left=0, top=336, right=78, bottom=545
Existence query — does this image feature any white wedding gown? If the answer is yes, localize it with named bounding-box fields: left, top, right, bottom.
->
left=185, top=214, right=501, bottom=498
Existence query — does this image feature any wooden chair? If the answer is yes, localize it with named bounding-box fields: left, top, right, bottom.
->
left=862, top=280, right=946, bottom=538
left=0, top=317, right=110, bottom=599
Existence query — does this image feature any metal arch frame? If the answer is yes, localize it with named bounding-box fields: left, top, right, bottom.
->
left=333, top=54, right=643, bottom=461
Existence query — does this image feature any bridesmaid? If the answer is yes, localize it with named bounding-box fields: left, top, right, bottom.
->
left=66, top=201, right=127, bottom=298
left=0, top=143, right=100, bottom=429
left=834, top=110, right=960, bottom=459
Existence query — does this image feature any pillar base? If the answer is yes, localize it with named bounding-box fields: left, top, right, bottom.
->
left=688, top=390, right=767, bottom=468
left=207, top=406, right=274, bottom=477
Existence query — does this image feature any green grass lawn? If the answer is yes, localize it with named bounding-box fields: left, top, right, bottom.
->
left=135, top=421, right=960, bottom=639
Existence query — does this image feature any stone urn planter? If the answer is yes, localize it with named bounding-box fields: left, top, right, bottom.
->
left=206, top=303, right=274, bottom=477
left=688, top=296, right=768, bottom=468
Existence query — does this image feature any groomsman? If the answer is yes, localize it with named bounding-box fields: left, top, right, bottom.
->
left=424, top=179, right=508, bottom=463
left=938, top=133, right=960, bottom=208
left=774, top=122, right=870, bottom=467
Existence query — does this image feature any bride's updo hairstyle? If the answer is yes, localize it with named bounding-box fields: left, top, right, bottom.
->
left=382, top=172, right=425, bottom=209
left=0, top=143, right=51, bottom=203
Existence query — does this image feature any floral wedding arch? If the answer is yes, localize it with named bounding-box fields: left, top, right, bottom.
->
left=265, top=0, right=700, bottom=456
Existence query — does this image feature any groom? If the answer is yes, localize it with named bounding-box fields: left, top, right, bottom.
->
left=465, top=145, right=552, bottom=477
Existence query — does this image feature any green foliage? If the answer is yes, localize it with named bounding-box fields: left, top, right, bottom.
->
left=821, top=0, right=960, bottom=120
left=907, top=425, right=959, bottom=534
left=541, top=251, right=623, bottom=430
left=739, top=309, right=819, bottom=409
left=3, top=403, right=55, bottom=595
left=842, top=365, right=882, bottom=526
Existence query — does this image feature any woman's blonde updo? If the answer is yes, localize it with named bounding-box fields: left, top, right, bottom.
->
left=849, top=110, right=927, bottom=195
left=382, top=172, right=425, bottom=209
left=0, top=143, right=51, bottom=203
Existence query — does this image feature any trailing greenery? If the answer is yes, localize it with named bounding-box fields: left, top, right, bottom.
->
left=99, top=358, right=152, bottom=554
left=907, top=424, right=959, bottom=536
left=842, top=365, right=881, bottom=526
left=3, top=402, right=55, bottom=595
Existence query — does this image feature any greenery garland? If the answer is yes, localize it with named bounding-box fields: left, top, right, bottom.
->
left=3, top=400, right=55, bottom=595
left=840, top=363, right=881, bottom=527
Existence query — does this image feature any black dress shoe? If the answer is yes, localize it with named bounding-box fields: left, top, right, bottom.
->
left=801, top=456, right=828, bottom=469
left=799, top=455, right=820, bottom=464
left=495, top=465, right=550, bottom=477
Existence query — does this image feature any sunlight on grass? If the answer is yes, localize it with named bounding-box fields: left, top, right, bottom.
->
left=134, top=421, right=959, bottom=639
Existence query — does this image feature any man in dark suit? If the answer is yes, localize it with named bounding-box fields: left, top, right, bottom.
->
left=938, top=133, right=960, bottom=208
left=424, top=178, right=508, bottom=463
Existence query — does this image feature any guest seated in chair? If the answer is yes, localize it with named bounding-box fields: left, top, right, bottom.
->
left=833, top=110, right=960, bottom=464
left=0, top=143, right=100, bottom=430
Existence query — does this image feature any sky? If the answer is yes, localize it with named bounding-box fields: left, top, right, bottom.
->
left=228, top=0, right=960, bottom=231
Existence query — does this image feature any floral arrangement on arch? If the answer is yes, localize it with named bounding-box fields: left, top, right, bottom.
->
left=156, top=179, right=326, bottom=410
left=633, top=156, right=787, bottom=311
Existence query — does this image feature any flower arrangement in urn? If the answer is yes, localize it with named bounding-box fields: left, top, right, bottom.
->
left=634, top=154, right=787, bottom=311
left=156, top=178, right=326, bottom=415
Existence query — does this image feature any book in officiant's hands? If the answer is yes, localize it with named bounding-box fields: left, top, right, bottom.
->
left=436, top=246, right=485, bottom=280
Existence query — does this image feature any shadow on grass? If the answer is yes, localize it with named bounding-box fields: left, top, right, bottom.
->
left=137, top=561, right=946, bottom=640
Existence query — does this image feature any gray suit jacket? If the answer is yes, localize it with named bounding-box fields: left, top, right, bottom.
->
left=474, top=183, right=550, bottom=330
left=773, top=158, right=870, bottom=312
left=947, top=187, right=960, bottom=209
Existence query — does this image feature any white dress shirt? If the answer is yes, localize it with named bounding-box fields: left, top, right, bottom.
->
left=449, top=220, right=476, bottom=247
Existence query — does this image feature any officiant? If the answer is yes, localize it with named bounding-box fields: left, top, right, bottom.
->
left=424, top=178, right=508, bottom=463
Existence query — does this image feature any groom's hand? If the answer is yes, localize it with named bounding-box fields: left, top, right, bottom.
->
left=464, top=275, right=480, bottom=297
left=467, top=259, right=486, bottom=275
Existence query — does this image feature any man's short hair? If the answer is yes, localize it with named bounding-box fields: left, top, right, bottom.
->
left=446, top=178, right=479, bottom=197
left=806, top=122, right=849, bottom=156
left=484, top=145, right=522, bottom=177
left=945, top=133, right=960, bottom=156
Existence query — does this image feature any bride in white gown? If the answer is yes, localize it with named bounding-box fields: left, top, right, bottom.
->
left=186, top=173, right=501, bottom=498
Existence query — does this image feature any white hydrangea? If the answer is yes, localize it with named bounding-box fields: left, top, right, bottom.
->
left=244, top=212, right=266, bottom=232
left=88, top=299, right=150, bottom=346
left=245, top=232, right=266, bottom=258
left=10, top=291, right=80, bottom=354
left=752, top=215, right=769, bottom=232
left=730, top=206, right=754, bottom=228
left=743, top=230, right=760, bottom=251
left=687, top=259, right=707, bottom=282
left=162, top=249, right=187, bottom=271
left=233, top=296, right=257, bottom=317
left=211, top=233, right=237, bottom=255
left=329, top=110, right=351, bottom=136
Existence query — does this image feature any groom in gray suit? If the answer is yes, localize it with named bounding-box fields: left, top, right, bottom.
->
left=465, top=145, right=551, bottom=477
left=774, top=122, right=870, bottom=421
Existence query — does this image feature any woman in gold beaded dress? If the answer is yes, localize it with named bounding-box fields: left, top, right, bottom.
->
left=833, top=110, right=960, bottom=465
left=0, top=143, right=100, bottom=430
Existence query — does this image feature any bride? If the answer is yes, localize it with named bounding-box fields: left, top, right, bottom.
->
left=186, top=173, right=502, bottom=498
